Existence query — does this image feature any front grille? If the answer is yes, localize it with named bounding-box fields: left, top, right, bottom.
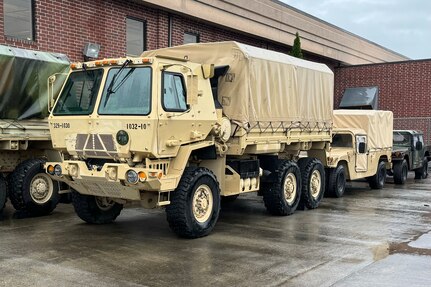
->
left=75, top=134, right=117, bottom=158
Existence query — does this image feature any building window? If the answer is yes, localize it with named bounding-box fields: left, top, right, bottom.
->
left=183, top=32, right=199, bottom=44
left=3, top=0, right=35, bottom=41
left=126, top=17, right=146, bottom=56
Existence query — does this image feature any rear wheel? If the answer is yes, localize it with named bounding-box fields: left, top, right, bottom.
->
left=71, top=191, right=123, bottom=224
left=298, top=158, right=325, bottom=209
left=263, top=161, right=301, bottom=216
left=326, top=164, right=346, bottom=198
left=414, top=158, right=428, bottom=179
left=368, top=161, right=387, bottom=189
left=0, top=176, right=7, bottom=212
left=166, top=167, right=221, bottom=238
left=393, top=159, right=408, bottom=184
left=9, top=159, right=60, bottom=215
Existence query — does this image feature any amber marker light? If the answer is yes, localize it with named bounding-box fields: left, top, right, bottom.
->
left=138, top=171, right=147, bottom=182
left=47, top=165, right=55, bottom=175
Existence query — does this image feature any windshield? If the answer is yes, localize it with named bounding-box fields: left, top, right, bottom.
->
left=53, top=69, right=103, bottom=115
left=331, top=133, right=353, bottom=148
left=98, top=67, right=152, bottom=115
left=393, top=132, right=411, bottom=146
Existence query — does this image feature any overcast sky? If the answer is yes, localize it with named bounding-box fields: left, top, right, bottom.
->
left=280, top=0, right=431, bottom=59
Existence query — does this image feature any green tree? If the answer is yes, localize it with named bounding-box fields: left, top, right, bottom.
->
left=290, top=32, right=303, bottom=59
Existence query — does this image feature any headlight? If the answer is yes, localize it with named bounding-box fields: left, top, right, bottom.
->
left=54, top=164, right=62, bottom=176
left=126, top=170, right=139, bottom=184
left=116, top=130, right=129, bottom=145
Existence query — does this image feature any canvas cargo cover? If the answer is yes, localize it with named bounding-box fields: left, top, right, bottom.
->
left=143, top=41, right=334, bottom=129
left=333, top=110, right=393, bottom=149
left=0, top=45, right=69, bottom=120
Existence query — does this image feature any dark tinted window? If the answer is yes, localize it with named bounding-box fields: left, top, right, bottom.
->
left=53, top=69, right=104, bottom=115
left=4, top=0, right=34, bottom=41
left=332, top=134, right=353, bottom=148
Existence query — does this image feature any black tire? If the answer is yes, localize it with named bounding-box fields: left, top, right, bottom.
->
left=221, top=194, right=239, bottom=203
left=298, top=158, right=325, bottom=209
left=263, top=161, right=301, bottom=216
left=368, top=161, right=387, bottom=189
left=326, top=164, right=346, bottom=198
left=0, top=176, right=7, bottom=212
left=71, top=191, right=123, bottom=224
left=166, top=167, right=221, bottom=238
left=393, top=159, right=408, bottom=184
left=414, top=158, right=428, bottom=179
left=9, top=159, right=60, bottom=215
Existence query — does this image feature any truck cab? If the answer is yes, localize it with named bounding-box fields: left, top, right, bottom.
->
left=391, top=130, right=430, bottom=184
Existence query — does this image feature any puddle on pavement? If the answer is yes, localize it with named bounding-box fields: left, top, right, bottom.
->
left=408, top=231, right=431, bottom=249
left=388, top=230, right=431, bottom=256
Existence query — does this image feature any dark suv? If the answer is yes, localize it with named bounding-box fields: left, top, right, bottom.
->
left=391, top=130, right=430, bottom=184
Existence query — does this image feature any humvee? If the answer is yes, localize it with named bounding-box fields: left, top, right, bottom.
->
left=391, top=130, right=430, bottom=184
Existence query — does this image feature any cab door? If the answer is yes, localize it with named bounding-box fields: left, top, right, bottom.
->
left=157, top=64, right=195, bottom=156
left=355, top=135, right=368, bottom=172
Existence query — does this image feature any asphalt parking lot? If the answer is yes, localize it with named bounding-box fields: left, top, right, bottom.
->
left=1, top=175, right=431, bottom=287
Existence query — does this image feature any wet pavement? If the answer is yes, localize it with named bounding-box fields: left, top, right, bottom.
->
left=1, top=175, right=431, bottom=287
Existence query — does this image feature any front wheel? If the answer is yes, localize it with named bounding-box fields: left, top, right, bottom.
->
left=393, top=159, right=408, bottom=184
left=9, top=159, right=60, bottom=215
left=368, top=161, right=387, bottom=189
left=166, top=167, right=221, bottom=238
left=71, top=191, right=123, bottom=224
left=326, top=164, right=346, bottom=198
left=414, top=158, right=428, bottom=179
left=263, top=161, right=301, bottom=216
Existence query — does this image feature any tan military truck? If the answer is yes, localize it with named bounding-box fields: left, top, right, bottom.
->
left=45, top=42, right=334, bottom=238
left=321, top=110, right=393, bottom=197
left=0, top=45, right=69, bottom=214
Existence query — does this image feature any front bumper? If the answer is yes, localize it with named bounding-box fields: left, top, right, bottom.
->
left=45, top=160, right=178, bottom=200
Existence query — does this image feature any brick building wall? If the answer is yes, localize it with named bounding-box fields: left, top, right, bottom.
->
left=0, top=0, right=337, bottom=66
left=334, top=60, right=431, bottom=143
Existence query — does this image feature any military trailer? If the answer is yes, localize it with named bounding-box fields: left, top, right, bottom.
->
left=45, top=41, right=334, bottom=238
left=0, top=45, right=69, bottom=214
left=391, top=130, right=430, bottom=184
left=322, top=110, right=393, bottom=197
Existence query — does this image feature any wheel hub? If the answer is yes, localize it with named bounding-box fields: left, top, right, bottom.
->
left=310, top=170, right=322, bottom=199
left=192, top=184, right=213, bottom=223
left=283, top=173, right=297, bottom=205
left=95, top=197, right=115, bottom=211
left=30, top=174, right=54, bottom=204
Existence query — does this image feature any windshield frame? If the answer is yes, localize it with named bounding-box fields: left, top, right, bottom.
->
left=97, top=66, right=153, bottom=116
left=52, top=68, right=104, bottom=116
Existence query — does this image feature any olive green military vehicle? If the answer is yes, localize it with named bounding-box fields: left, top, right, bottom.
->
left=321, top=110, right=393, bottom=197
left=391, top=130, right=430, bottom=184
left=45, top=42, right=335, bottom=238
left=0, top=45, right=69, bottom=214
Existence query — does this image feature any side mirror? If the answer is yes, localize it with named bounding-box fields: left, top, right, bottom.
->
left=416, top=141, right=423, bottom=150
left=47, top=75, right=57, bottom=112
left=186, top=74, right=198, bottom=105
left=358, top=142, right=366, bottom=153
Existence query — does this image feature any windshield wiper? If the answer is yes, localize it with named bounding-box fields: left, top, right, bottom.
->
left=106, top=59, right=131, bottom=95
left=104, top=59, right=132, bottom=107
